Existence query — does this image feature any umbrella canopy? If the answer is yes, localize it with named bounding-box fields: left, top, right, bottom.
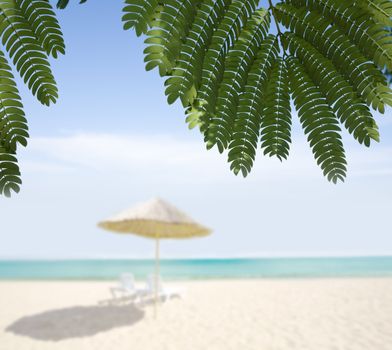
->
left=98, top=197, right=211, bottom=317
left=98, top=197, right=211, bottom=238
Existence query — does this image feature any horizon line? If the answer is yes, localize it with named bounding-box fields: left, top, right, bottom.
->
left=1, top=253, right=392, bottom=261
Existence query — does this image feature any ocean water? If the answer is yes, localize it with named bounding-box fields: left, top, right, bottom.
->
left=0, top=257, right=392, bottom=280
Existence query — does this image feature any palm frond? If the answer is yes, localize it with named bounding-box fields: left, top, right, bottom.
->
left=0, top=50, right=28, bottom=152
left=283, top=33, right=380, bottom=146
left=164, top=0, right=232, bottom=107
left=288, top=56, right=347, bottom=183
left=0, top=147, right=21, bottom=197
left=287, top=0, right=392, bottom=71
left=143, top=0, right=199, bottom=76
left=275, top=3, right=391, bottom=113
left=122, top=0, right=392, bottom=182
left=357, top=0, right=392, bottom=26
left=260, top=57, right=291, bottom=160
left=194, top=0, right=260, bottom=130
left=205, top=9, right=270, bottom=152
left=0, top=1, right=58, bottom=106
left=228, top=34, right=279, bottom=176
left=17, top=0, right=65, bottom=58
left=122, top=0, right=161, bottom=36
left=52, top=0, right=392, bottom=183
left=0, top=0, right=63, bottom=196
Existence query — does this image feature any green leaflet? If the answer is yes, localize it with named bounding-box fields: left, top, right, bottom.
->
left=164, top=0, right=231, bottom=107
left=357, top=0, right=392, bottom=26
left=287, top=0, right=392, bottom=71
left=288, top=56, right=347, bottom=183
left=0, top=2, right=58, bottom=106
left=195, top=0, right=259, bottom=130
left=206, top=9, right=271, bottom=152
left=122, top=0, right=161, bottom=36
left=0, top=49, right=28, bottom=152
left=228, top=34, right=280, bottom=176
left=56, top=0, right=87, bottom=9
left=0, top=147, right=21, bottom=197
left=143, top=0, right=199, bottom=76
left=275, top=3, right=392, bottom=113
left=0, top=1, right=63, bottom=196
left=16, top=0, right=65, bottom=58
left=260, top=57, right=291, bottom=161
left=283, top=33, right=380, bottom=146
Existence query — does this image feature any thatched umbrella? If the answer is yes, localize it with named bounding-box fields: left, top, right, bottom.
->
left=98, top=197, right=211, bottom=316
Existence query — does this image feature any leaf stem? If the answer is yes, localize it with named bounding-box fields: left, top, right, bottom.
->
left=267, top=0, right=287, bottom=57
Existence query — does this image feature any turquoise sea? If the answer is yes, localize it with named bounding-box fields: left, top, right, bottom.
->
left=0, top=257, right=392, bottom=280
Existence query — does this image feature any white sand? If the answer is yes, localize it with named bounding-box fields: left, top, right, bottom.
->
left=0, top=278, right=392, bottom=350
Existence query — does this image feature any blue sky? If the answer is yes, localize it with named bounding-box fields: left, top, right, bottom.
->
left=0, top=1, right=391, bottom=259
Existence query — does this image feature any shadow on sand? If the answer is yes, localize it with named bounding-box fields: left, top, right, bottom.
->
left=6, top=304, right=145, bottom=341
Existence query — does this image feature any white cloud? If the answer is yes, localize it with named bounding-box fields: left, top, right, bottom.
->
left=3, top=131, right=391, bottom=259
left=19, top=132, right=392, bottom=184
left=22, top=133, right=228, bottom=184
left=28, top=133, right=214, bottom=168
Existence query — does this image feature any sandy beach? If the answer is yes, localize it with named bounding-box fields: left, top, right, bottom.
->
left=0, top=278, right=391, bottom=350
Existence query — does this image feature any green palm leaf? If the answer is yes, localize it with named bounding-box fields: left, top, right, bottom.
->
left=0, top=1, right=58, bottom=106
left=17, top=0, right=65, bottom=58
left=0, top=1, right=64, bottom=196
left=228, top=34, right=279, bottom=176
left=122, top=0, right=161, bottom=36
left=0, top=147, right=21, bottom=197
left=260, top=57, right=291, bottom=160
left=164, top=0, right=231, bottom=107
left=287, top=0, right=392, bottom=71
left=275, top=3, right=391, bottom=113
left=283, top=33, right=380, bottom=146
left=288, top=56, right=347, bottom=183
left=57, top=0, right=392, bottom=184
left=194, top=0, right=259, bottom=130
left=0, top=50, right=28, bottom=152
left=358, top=0, right=392, bottom=26
left=143, top=0, right=199, bottom=76
left=205, top=9, right=270, bottom=152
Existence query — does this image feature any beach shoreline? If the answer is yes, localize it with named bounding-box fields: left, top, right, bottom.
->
left=1, top=278, right=392, bottom=350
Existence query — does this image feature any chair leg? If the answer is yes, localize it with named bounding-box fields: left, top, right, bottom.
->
left=110, top=288, right=118, bottom=299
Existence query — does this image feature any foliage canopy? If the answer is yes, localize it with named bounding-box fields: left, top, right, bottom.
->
left=0, top=0, right=64, bottom=196
left=1, top=0, right=392, bottom=197
left=120, top=0, right=392, bottom=183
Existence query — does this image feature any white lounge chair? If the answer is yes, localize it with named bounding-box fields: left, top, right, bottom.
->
left=110, top=273, right=139, bottom=301
left=141, top=274, right=183, bottom=301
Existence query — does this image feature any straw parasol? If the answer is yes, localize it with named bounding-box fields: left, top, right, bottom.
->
left=98, top=197, right=211, bottom=316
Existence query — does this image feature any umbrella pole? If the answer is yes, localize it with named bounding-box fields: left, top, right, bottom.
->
left=154, top=236, right=159, bottom=318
